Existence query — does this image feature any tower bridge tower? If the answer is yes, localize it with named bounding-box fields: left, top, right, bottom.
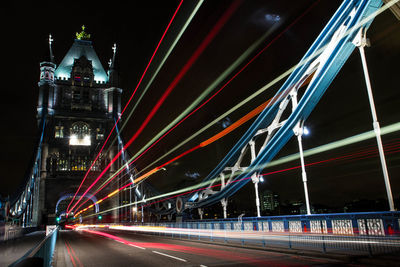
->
left=34, top=29, right=123, bottom=225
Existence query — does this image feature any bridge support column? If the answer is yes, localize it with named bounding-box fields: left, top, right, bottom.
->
left=251, top=174, right=261, bottom=217
left=221, top=198, right=228, bottom=219
left=249, top=141, right=261, bottom=218
left=353, top=28, right=395, bottom=211
left=198, top=208, right=204, bottom=220
left=294, top=121, right=311, bottom=215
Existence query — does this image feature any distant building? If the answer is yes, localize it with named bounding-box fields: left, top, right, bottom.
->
left=260, top=190, right=279, bottom=212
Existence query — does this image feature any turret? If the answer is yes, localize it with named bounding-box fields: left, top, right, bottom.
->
left=37, top=61, right=56, bottom=123
left=37, top=34, right=57, bottom=124
left=106, top=43, right=122, bottom=119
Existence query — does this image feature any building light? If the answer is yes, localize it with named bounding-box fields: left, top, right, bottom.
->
left=303, top=126, right=310, bottom=136
left=69, top=134, right=91, bottom=146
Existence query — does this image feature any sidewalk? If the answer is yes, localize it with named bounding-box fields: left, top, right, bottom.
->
left=0, top=231, right=45, bottom=266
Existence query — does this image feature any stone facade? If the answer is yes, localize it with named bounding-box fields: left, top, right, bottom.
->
left=35, top=38, right=122, bottom=225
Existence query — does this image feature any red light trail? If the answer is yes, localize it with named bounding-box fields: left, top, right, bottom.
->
left=65, top=240, right=83, bottom=267
left=80, top=229, right=278, bottom=266
left=70, top=0, right=242, bottom=215
left=66, top=0, right=185, bottom=214
left=72, top=1, right=321, bottom=215
left=75, top=136, right=400, bottom=218
left=135, top=140, right=400, bottom=209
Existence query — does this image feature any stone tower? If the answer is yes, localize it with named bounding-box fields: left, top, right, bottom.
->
left=34, top=29, right=122, bottom=225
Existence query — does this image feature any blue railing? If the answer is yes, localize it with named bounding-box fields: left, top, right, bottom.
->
left=108, top=211, right=400, bottom=256
left=10, top=226, right=58, bottom=267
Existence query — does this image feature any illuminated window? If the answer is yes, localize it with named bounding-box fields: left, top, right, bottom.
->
left=57, top=159, right=69, bottom=171
left=70, top=156, right=88, bottom=171
left=96, top=128, right=104, bottom=140
left=90, top=153, right=103, bottom=171
left=55, top=126, right=64, bottom=138
left=69, top=122, right=91, bottom=146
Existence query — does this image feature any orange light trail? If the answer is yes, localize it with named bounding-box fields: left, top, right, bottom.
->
left=72, top=1, right=242, bottom=215
left=66, top=0, right=185, bottom=214
left=72, top=1, right=322, bottom=216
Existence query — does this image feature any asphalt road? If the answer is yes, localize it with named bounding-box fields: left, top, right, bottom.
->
left=54, top=229, right=360, bottom=267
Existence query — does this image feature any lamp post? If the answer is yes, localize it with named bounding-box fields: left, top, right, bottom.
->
left=294, top=121, right=311, bottom=215
left=353, top=28, right=395, bottom=211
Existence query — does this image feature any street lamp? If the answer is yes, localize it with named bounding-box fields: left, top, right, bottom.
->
left=294, top=121, right=312, bottom=215
left=303, top=126, right=310, bottom=136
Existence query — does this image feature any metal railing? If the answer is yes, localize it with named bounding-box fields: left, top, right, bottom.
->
left=104, top=211, right=400, bottom=256
left=1, top=224, right=39, bottom=242
left=10, top=226, right=58, bottom=267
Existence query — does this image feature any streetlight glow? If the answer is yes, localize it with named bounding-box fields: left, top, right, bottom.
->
left=303, top=126, right=310, bottom=136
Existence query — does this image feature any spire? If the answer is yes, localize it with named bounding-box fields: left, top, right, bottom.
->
left=108, top=43, right=118, bottom=86
left=49, top=34, right=54, bottom=63
left=111, top=43, right=117, bottom=68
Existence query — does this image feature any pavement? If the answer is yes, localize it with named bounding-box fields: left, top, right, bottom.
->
left=0, top=230, right=45, bottom=266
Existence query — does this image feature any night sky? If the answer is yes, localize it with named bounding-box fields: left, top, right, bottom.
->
left=1, top=1, right=399, bottom=214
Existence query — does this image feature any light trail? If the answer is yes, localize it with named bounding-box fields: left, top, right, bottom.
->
left=65, top=241, right=78, bottom=267
left=74, top=94, right=280, bottom=216
left=76, top=122, right=400, bottom=218
left=71, top=1, right=242, bottom=215
left=66, top=0, right=185, bottom=214
left=121, top=0, right=400, bottom=188
left=65, top=240, right=83, bottom=267
left=108, top=0, right=205, bottom=147
left=77, top=227, right=280, bottom=265
left=84, top=1, right=320, bottom=203
left=123, top=141, right=400, bottom=212
left=73, top=1, right=399, bottom=217
left=74, top=224, right=400, bottom=251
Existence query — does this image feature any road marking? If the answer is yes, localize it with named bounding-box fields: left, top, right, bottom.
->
left=152, top=250, right=188, bottom=262
left=200, top=265, right=208, bottom=267
left=114, top=239, right=146, bottom=249
left=128, top=243, right=146, bottom=250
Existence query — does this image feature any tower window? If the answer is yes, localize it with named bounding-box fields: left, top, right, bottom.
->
left=82, top=90, right=90, bottom=103
left=71, top=156, right=88, bottom=171
left=57, top=158, right=69, bottom=171
left=55, top=126, right=64, bottom=138
left=69, top=122, right=91, bottom=146
left=96, top=128, right=104, bottom=140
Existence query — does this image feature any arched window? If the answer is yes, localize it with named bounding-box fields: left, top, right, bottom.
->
left=69, top=122, right=91, bottom=146
left=55, top=125, right=64, bottom=138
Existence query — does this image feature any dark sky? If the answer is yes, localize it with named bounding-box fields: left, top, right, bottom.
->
left=1, top=1, right=399, bottom=213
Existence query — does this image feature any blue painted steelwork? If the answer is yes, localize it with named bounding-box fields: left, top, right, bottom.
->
left=187, top=0, right=383, bottom=209
left=9, top=115, right=47, bottom=219
left=119, top=211, right=399, bottom=256
left=55, top=193, right=99, bottom=214
left=186, top=211, right=400, bottom=235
